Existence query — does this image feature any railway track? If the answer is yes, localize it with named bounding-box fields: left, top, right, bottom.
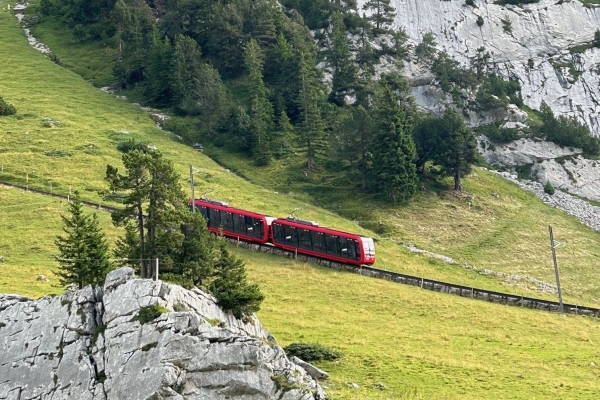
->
left=4, top=180, right=599, bottom=318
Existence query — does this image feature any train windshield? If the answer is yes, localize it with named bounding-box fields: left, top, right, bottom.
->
left=361, top=237, right=375, bottom=257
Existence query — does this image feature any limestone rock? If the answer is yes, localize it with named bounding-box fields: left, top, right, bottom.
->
left=0, top=268, right=325, bottom=400
left=290, top=357, right=330, bottom=380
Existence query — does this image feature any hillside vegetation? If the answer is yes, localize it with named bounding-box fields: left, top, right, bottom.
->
left=2, top=3, right=600, bottom=399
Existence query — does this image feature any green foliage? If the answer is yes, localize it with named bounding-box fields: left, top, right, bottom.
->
left=538, top=101, right=600, bottom=155
left=595, top=30, right=600, bottom=48
left=283, top=342, right=343, bottom=362
left=465, top=0, right=475, bottom=6
left=543, top=181, right=555, bottom=195
left=0, top=95, right=16, bottom=116
left=494, top=0, right=539, bottom=4
left=116, top=139, right=149, bottom=153
left=55, top=192, right=111, bottom=289
left=135, top=304, right=168, bottom=324
left=209, top=241, right=265, bottom=318
left=415, top=32, right=437, bottom=60
left=371, top=83, right=418, bottom=202
left=477, top=123, right=519, bottom=144
left=327, top=11, right=358, bottom=106
left=476, top=74, right=522, bottom=110
left=363, top=0, right=396, bottom=35
left=501, top=15, right=513, bottom=34
left=172, top=303, right=187, bottom=312
left=476, top=16, right=484, bottom=27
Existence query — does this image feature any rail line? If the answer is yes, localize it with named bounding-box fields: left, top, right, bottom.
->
left=3, top=180, right=599, bottom=318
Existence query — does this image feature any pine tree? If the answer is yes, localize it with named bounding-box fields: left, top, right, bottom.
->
left=171, top=35, right=227, bottom=127
left=178, top=212, right=217, bottom=287
left=296, top=49, right=327, bottom=171
left=371, top=83, right=418, bottom=202
left=432, top=108, right=479, bottom=191
left=55, top=192, right=111, bottom=289
left=328, top=11, right=358, bottom=105
left=209, top=241, right=264, bottom=318
left=244, top=39, right=275, bottom=165
left=362, top=0, right=396, bottom=36
left=143, top=28, right=174, bottom=107
left=113, top=221, right=141, bottom=272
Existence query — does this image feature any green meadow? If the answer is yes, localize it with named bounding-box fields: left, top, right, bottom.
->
left=1, top=2, right=600, bottom=398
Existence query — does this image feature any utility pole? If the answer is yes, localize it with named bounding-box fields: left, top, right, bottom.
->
left=190, top=164, right=200, bottom=213
left=548, top=225, right=564, bottom=314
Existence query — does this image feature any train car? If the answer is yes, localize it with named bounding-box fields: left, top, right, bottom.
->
left=270, top=218, right=376, bottom=265
left=190, top=199, right=274, bottom=244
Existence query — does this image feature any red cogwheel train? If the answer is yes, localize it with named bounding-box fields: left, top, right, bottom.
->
left=190, top=198, right=376, bottom=266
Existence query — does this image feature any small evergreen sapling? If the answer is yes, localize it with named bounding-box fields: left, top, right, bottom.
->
left=544, top=181, right=555, bottom=195
left=55, top=192, right=111, bottom=289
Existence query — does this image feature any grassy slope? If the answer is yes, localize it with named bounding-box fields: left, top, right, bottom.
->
left=247, top=248, right=600, bottom=400
left=21, top=6, right=600, bottom=306
left=1, top=4, right=600, bottom=399
left=0, top=185, right=120, bottom=297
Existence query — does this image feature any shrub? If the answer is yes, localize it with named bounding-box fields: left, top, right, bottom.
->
left=465, top=0, right=475, bottom=6
left=283, top=342, right=342, bottom=362
left=117, top=139, right=150, bottom=153
left=544, top=181, right=555, bottom=195
left=135, top=305, right=168, bottom=324
left=476, top=16, right=484, bottom=27
left=0, top=95, right=16, bottom=116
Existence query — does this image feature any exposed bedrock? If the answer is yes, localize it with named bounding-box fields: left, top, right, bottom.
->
left=0, top=268, right=325, bottom=400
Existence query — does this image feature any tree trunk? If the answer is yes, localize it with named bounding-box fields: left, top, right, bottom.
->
left=454, top=170, right=462, bottom=192
left=137, top=201, right=145, bottom=278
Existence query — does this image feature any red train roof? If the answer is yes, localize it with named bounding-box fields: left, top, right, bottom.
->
left=191, top=199, right=269, bottom=220
left=273, top=218, right=370, bottom=239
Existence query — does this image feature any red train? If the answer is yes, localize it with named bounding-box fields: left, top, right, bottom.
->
left=191, top=198, right=376, bottom=266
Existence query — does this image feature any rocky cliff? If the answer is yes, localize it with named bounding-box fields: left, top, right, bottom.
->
left=361, top=0, right=600, bottom=135
left=0, top=268, right=325, bottom=400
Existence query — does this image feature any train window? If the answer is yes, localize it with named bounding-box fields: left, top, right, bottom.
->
left=325, top=234, right=340, bottom=256
left=311, top=231, right=326, bottom=254
left=232, top=213, right=246, bottom=235
left=298, top=229, right=312, bottom=250
left=339, top=237, right=351, bottom=259
left=348, top=239, right=359, bottom=260
left=222, top=212, right=234, bottom=231
left=208, top=208, right=221, bottom=228
left=245, top=217, right=263, bottom=239
left=200, top=206, right=209, bottom=220
left=283, top=225, right=298, bottom=246
left=273, top=224, right=285, bottom=243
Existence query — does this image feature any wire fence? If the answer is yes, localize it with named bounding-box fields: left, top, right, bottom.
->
left=0, top=164, right=120, bottom=211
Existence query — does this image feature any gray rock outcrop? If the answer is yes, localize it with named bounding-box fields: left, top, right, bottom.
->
left=361, top=0, right=600, bottom=136
left=0, top=268, right=325, bottom=400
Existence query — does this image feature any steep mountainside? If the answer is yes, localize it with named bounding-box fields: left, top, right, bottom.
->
left=378, top=0, right=600, bottom=133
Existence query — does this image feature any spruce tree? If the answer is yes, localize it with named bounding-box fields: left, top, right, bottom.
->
left=209, top=241, right=264, bottom=318
left=178, top=213, right=217, bottom=287
left=371, top=83, right=418, bottom=202
left=244, top=39, right=275, bottom=165
left=143, top=28, right=174, bottom=107
left=362, top=0, right=396, bottom=36
left=433, top=108, right=479, bottom=191
left=55, top=192, right=111, bottom=289
left=296, top=49, right=327, bottom=171
left=328, top=11, right=358, bottom=106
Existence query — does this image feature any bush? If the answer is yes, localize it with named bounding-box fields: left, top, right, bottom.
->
left=135, top=305, right=168, bottom=324
left=544, top=181, right=555, bottom=195
left=283, top=342, right=342, bottom=362
left=0, top=95, right=16, bottom=116
left=117, top=139, right=150, bottom=153
left=476, top=16, right=484, bottom=27
left=465, top=0, right=475, bottom=6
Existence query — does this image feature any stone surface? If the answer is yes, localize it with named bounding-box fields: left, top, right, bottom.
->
left=290, top=357, right=330, bottom=381
left=359, top=0, right=600, bottom=135
left=0, top=268, right=325, bottom=400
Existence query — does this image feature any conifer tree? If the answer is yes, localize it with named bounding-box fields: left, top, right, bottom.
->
left=55, top=192, right=111, bottom=289
left=362, top=0, right=396, bottom=36
left=433, top=108, right=479, bottom=191
left=178, top=213, right=217, bottom=287
left=143, top=28, right=174, bottom=107
left=328, top=11, right=358, bottom=105
left=244, top=39, right=275, bottom=165
left=171, top=35, right=227, bottom=126
left=209, top=241, right=264, bottom=318
left=371, top=83, right=418, bottom=202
